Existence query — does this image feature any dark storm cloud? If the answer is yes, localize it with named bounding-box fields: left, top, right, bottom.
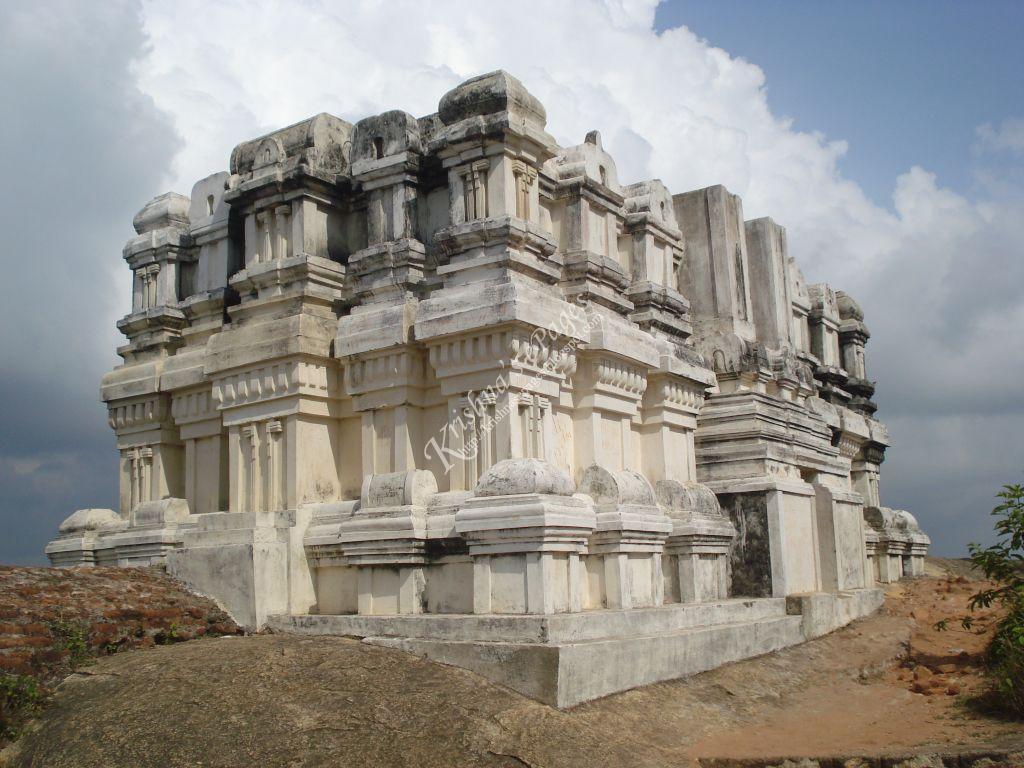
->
left=0, top=1, right=179, bottom=563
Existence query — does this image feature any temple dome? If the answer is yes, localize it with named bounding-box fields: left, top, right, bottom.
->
left=655, top=480, right=723, bottom=520
left=351, top=110, right=423, bottom=164
left=474, top=458, right=574, bottom=497
left=864, top=505, right=898, bottom=532
left=58, top=508, right=125, bottom=534
left=552, top=130, right=622, bottom=193
left=438, top=70, right=546, bottom=127
left=133, top=192, right=190, bottom=235
left=229, top=113, right=352, bottom=176
left=836, top=291, right=864, bottom=321
left=893, top=509, right=922, bottom=532
left=578, top=465, right=656, bottom=507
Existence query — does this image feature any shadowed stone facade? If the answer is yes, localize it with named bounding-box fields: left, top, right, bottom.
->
left=45, top=71, right=927, bottom=706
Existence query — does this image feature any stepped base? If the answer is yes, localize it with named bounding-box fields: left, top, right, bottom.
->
left=268, top=588, right=883, bottom=707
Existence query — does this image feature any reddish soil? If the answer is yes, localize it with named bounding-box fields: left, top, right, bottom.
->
left=684, top=573, right=1016, bottom=761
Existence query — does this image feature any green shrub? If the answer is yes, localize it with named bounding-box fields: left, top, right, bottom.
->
left=0, top=673, right=45, bottom=741
left=968, top=483, right=1024, bottom=717
left=988, top=606, right=1024, bottom=716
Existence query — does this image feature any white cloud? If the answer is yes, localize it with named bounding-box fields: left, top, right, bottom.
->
left=976, top=117, right=1024, bottom=155
left=128, top=0, right=1024, bottom=553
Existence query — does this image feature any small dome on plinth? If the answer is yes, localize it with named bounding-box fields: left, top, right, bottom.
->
left=133, top=192, right=190, bottom=235
left=655, top=480, right=723, bottom=519
left=578, top=465, right=656, bottom=507
left=438, top=70, right=546, bottom=128
left=474, top=458, right=574, bottom=497
left=351, top=110, right=423, bottom=164
left=836, top=291, right=864, bottom=321
left=229, top=113, right=352, bottom=177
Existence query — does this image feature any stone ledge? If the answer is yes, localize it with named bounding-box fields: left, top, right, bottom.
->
left=370, top=614, right=806, bottom=707
left=268, top=597, right=790, bottom=644
left=269, top=587, right=883, bottom=707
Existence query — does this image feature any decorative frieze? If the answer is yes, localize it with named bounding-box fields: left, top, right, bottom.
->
left=108, top=396, right=171, bottom=432
left=212, top=360, right=336, bottom=410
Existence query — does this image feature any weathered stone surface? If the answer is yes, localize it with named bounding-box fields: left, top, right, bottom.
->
left=438, top=70, right=547, bottom=127
left=721, top=492, right=774, bottom=598
left=475, top=458, right=575, bottom=497
left=55, top=509, right=124, bottom=535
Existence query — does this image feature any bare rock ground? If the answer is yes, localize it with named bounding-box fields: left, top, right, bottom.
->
left=3, top=562, right=1023, bottom=767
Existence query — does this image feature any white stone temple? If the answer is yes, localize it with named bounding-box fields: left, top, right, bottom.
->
left=46, top=71, right=928, bottom=706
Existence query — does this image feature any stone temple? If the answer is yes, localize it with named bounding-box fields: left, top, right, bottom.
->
left=46, top=71, right=929, bottom=706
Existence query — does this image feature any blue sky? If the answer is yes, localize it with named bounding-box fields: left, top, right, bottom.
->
left=656, top=0, right=1024, bottom=206
left=1, top=0, right=1022, bottom=563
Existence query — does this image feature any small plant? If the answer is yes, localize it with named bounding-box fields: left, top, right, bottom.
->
left=47, top=615, right=91, bottom=669
left=0, top=673, right=45, bottom=741
left=156, top=622, right=181, bottom=645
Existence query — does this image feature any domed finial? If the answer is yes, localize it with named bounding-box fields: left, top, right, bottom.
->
left=437, top=70, right=546, bottom=127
